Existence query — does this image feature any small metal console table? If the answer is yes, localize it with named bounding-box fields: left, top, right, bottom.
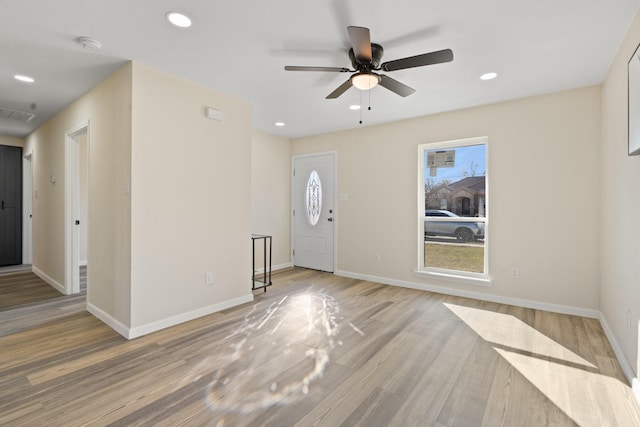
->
left=251, top=234, right=272, bottom=292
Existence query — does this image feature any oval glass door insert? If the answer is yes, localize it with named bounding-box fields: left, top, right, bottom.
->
left=305, top=170, right=322, bottom=226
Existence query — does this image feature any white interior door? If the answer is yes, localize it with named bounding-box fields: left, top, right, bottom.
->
left=292, top=153, right=335, bottom=272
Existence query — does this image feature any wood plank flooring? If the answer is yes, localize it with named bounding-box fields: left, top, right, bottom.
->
left=0, top=271, right=64, bottom=309
left=1, top=267, right=639, bottom=426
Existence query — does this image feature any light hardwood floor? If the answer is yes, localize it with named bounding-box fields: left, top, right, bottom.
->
left=1, top=268, right=639, bottom=426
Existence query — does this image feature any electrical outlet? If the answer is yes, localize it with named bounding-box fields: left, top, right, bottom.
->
left=511, top=268, right=519, bottom=279
left=375, top=254, right=381, bottom=263
left=205, top=272, right=213, bottom=285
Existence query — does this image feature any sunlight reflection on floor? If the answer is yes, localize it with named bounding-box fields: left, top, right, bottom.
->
left=178, top=288, right=348, bottom=418
left=445, top=303, right=640, bottom=426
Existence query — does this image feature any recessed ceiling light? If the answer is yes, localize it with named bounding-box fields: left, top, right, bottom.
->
left=275, top=122, right=285, bottom=127
left=480, top=72, right=498, bottom=81
left=349, top=105, right=361, bottom=110
left=14, top=75, right=35, bottom=83
left=166, top=12, right=192, bottom=28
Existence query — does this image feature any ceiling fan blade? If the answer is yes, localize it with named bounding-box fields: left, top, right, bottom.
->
left=347, top=26, right=372, bottom=63
left=379, top=75, right=415, bottom=97
left=381, top=48, right=453, bottom=72
left=326, top=78, right=353, bottom=99
left=285, top=66, right=351, bottom=72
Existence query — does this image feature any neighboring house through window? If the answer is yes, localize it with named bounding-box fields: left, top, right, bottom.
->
left=418, top=137, right=488, bottom=281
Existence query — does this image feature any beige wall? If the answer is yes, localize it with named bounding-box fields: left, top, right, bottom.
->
left=0, top=135, right=24, bottom=147
left=21, top=61, right=255, bottom=335
left=24, top=63, right=133, bottom=326
left=600, top=8, right=640, bottom=382
left=292, top=86, right=601, bottom=310
left=251, top=130, right=291, bottom=270
left=129, top=63, right=253, bottom=328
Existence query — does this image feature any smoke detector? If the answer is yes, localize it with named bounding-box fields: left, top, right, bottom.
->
left=77, top=36, right=102, bottom=51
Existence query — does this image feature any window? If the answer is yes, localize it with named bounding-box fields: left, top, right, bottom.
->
left=418, top=137, right=488, bottom=280
left=305, top=170, right=322, bottom=226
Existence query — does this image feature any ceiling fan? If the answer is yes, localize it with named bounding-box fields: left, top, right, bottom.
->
left=284, top=26, right=453, bottom=99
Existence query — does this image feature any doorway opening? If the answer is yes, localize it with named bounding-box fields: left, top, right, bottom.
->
left=65, top=123, right=89, bottom=295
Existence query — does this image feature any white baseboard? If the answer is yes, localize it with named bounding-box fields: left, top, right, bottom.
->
left=32, top=265, right=67, bottom=295
left=252, top=262, right=292, bottom=275
left=127, top=293, right=254, bottom=339
left=335, top=270, right=599, bottom=319
left=86, top=302, right=130, bottom=339
left=87, top=293, right=254, bottom=340
left=599, top=313, right=640, bottom=404
left=634, top=378, right=640, bottom=406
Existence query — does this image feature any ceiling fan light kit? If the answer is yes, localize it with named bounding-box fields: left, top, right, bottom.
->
left=351, top=72, right=381, bottom=90
left=285, top=25, right=453, bottom=99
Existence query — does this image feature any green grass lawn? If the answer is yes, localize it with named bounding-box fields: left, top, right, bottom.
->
left=424, top=242, right=484, bottom=273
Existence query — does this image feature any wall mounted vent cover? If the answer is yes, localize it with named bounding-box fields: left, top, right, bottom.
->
left=0, top=108, right=36, bottom=122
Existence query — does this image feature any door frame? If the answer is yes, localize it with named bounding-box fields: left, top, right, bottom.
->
left=23, top=151, right=33, bottom=265
left=64, top=122, right=88, bottom=295
left=290, top=151, right=338, bottom=272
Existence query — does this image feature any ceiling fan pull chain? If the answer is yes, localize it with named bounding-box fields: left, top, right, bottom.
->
left=359, top=90, right=363, bottom=124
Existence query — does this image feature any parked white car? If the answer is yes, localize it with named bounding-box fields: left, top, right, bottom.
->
left=425, top=210, right=485, bottom=242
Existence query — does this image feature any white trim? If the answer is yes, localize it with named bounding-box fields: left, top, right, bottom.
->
left=64, top=122, right=88, bottom=295
left=599, top=313, right=640, bottom=404
left=418, top=136, right=489, bottom=279
left=87, top=294, right=255, bottom=340
left=253, top=262, right=292, bottom=275
left=86, top=302, right=130, bottom=338
left=79, top=259, right=88, bottom=267
left=414, top=269, right=492, bottom=286
left=32, top=265, right=67, bottom=295
left=22, top=152, right=33, bottom=264
left=335, top=269, right=600, bottom=319
left=127, top=294, right=254, bottom=339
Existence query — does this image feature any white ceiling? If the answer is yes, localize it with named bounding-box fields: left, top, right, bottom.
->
left=1, top=0, right=638, bottom=139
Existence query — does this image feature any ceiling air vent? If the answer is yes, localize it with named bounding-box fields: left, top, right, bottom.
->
left=0, top=108, right=36, bottom=122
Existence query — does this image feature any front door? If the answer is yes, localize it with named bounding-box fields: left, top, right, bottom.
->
left=292, top=153, right=335, bottom=272
left=0, top=145, right=22, bottom=266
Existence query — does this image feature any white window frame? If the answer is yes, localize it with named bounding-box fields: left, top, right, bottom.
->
left=416, top=136, right=490, bottom=284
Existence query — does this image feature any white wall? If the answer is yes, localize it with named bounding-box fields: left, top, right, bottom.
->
left=292, top=86, right=601, bottom=311
left=251, top=130, right=291, bottom=270
left=129, top=63, right=253, bottom=330
left=600, top=8, right=640, bottom=386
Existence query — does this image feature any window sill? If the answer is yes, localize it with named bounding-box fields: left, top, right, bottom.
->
left=413, top=269, right=492, bottom=287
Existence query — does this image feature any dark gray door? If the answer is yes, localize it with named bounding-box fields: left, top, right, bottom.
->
left=0, top=145, right=22, bottom=266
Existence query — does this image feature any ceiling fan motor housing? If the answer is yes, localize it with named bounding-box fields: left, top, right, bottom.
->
left=349, top=43, right=384, bottom=70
